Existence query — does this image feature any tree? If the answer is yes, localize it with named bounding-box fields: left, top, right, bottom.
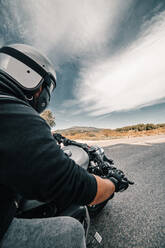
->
left=40, top=109, right=55, bottom=127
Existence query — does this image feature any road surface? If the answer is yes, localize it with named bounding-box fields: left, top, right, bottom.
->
left=87, top=135, right=165, bottom=248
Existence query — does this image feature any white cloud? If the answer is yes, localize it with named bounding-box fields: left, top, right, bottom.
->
left=0, top=37, right=4, bottom=47
left=22, top=0, right=132, bottom=64
left=74, top=10, right=165, bottom=116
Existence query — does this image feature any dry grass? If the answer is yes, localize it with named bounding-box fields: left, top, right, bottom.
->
left=59, top=126, right=165, bottom=140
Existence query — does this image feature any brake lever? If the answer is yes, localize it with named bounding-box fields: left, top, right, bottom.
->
left=122, top=177, right=134, bottom=185
left=127, top=180, right=134, bottom=185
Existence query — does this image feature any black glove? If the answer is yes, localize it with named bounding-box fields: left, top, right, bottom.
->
left=53, top=133, right=63, bottom=143
left=53, top=133, right=69, bottom=145
left=108, top=168, right=134, bottom=192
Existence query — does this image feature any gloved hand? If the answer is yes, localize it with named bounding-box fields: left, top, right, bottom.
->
left=53, top=133, right=63, bottom=143
left=53, top=133, right=74, bottom=146
left=53, top=133, right=69, bottom=145
left=108, top=168, right=134, bottom=192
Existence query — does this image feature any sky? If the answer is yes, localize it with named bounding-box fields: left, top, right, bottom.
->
left=1, top=0, right=165, bottom=129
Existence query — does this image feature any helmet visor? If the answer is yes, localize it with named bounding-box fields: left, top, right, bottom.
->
left=0, top=53, right=43, bottom=90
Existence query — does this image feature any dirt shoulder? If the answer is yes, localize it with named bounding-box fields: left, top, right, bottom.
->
left=75, top=134, right=165, bottom=147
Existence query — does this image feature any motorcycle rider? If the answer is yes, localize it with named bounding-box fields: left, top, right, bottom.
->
left=0, top=44, right=131, bottom=248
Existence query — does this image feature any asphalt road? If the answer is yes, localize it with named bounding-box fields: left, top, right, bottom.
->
left=87, top=140, right=165, bottom=248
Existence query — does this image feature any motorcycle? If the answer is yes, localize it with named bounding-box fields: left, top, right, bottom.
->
left=17, top=134, right=133, bottom=239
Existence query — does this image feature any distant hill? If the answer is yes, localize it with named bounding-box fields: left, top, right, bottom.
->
left=54, top=123, right=165, bottom=140
left=55, top=126, right=101, bottom=133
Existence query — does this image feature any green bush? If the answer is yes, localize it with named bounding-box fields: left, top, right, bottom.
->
left=115, top=123, right=162, bottom=132
left=88, top=133, right=96, bottom=137
left=146, top=124, right=156, bottom=130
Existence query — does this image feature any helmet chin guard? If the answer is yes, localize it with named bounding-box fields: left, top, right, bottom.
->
left=0, top=43, right=57, bottom=112
left=35, top=86, right=51, bottom=113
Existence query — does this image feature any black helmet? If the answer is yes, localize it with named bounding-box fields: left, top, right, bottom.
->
left=0, top=43, right=56, bottom=113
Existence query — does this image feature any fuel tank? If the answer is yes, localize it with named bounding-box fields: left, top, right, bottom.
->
left=62, top=145, right=89, bottom=170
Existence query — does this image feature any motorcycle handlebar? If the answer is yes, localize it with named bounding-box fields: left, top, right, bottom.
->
left=53, top=133, right=134, bottom=187
left=53, top=133, right=90, bottom=151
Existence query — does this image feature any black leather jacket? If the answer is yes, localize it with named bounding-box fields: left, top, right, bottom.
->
left=0, top=75, right=97, bottom=240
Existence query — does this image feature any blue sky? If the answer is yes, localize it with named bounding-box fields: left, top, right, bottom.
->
left=1, top=0, right=165, bottom=129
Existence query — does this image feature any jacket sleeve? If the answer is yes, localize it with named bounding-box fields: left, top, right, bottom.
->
left=2, top=110, right=97, bottom=209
